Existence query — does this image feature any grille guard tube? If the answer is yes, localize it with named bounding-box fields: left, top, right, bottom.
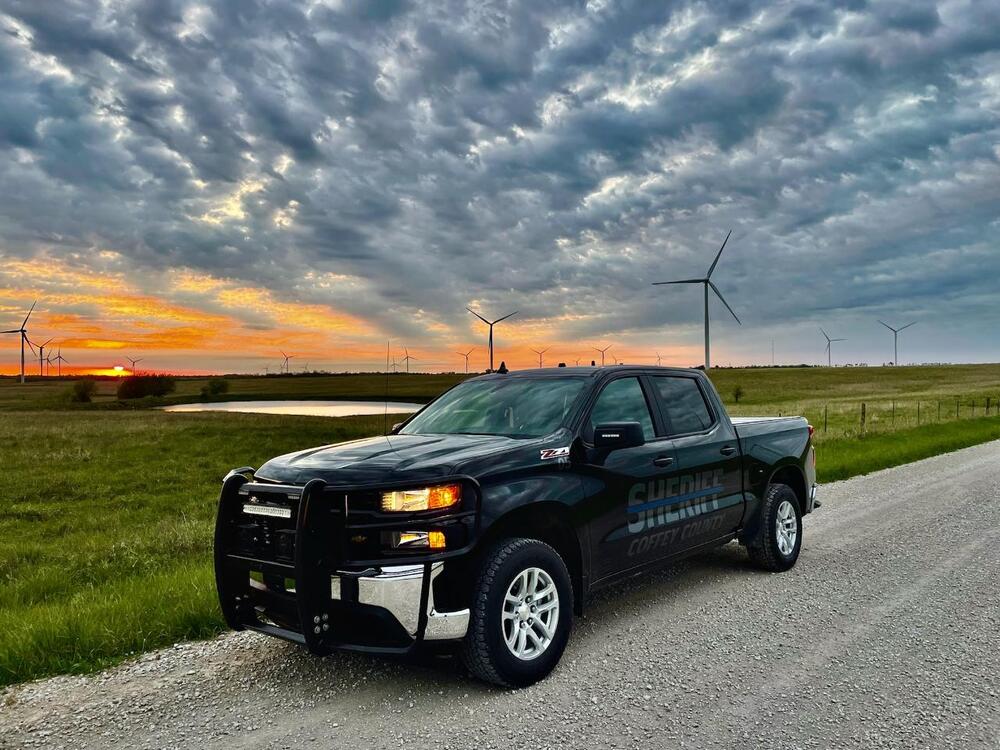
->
left=213, top=469, right=478, bottom=655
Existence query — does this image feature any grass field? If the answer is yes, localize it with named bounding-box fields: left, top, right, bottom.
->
left=2, top=364, right=1000, bottom=686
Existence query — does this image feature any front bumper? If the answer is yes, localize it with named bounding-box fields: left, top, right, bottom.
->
left=336, top=563, right=469, bottom=641
left=214, top=469, right=475, bottom=655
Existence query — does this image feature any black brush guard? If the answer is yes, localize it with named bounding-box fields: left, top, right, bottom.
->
left=213, top=468, right=481, bottom=655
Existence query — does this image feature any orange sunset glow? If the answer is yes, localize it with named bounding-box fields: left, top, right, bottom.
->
left=0, top=256, right=699, bottom=376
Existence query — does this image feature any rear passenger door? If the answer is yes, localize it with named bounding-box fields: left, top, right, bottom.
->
left=647, top=375, right=745, bottom=551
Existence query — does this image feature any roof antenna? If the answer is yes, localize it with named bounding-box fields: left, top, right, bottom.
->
left=497, top=360, right=509, bottom=374
left=383, top=339, right=390, bottom=434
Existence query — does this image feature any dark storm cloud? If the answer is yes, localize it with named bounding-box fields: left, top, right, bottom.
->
left=1, top=0, right=999, bottom=358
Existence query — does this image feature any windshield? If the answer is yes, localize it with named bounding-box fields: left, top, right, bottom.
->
left=400, top=377, right=587, bottom=438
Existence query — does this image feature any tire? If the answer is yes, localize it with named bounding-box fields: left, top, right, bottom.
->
left=746, top=483, right=802, bottom=572
left=461, top=537, right=573, bottom=687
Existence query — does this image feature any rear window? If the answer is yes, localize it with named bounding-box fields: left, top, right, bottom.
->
left=651, top=376, right=714, bottom=435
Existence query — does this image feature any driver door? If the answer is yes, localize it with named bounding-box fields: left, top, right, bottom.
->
left=583, top=376, right=679, bottom=581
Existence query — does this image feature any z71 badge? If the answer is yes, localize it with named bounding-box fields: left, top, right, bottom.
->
left=540, top=446, right=570, bottom=460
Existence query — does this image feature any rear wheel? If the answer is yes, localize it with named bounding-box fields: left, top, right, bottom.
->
left=747, top=483, right=802, bottom=571
left=461, top=538, right=572, bottom=687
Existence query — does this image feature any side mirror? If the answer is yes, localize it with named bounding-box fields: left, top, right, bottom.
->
left=593, top=422, right=645, bottom=450
left=390, top=422, right=403, bottom=434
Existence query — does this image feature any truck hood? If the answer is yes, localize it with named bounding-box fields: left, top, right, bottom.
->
left=255, top=431, right=567, bottom=486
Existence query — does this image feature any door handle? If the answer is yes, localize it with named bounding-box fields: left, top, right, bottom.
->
left=720, top=445, right=737, bottom=456
left=653, top=456, right=674, bottom=467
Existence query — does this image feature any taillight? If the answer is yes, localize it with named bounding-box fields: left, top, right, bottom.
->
left=807, top=424, right=815, bottom=438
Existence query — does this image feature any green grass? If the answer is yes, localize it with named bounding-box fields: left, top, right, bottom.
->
left=0, top=410, right=408, bottom=686
left=2, top=363, right=1000, bottom=687
left=815, top=415, right=1000, bottom=482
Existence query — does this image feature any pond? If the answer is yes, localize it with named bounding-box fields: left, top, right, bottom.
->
left=161, top=400, right=424, bottom=418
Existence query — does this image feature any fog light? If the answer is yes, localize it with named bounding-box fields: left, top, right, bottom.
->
left=388, top=530, right=447, bottom=550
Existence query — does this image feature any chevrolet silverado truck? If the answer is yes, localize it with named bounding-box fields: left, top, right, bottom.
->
left=214, top=366, right=817, bottom=686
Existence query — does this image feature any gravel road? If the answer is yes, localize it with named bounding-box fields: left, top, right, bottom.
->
left=3, top=441, right=999, bottom=750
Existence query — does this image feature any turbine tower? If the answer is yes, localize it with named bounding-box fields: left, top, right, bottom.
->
left=878, top=320, right=916, bottom=366
left=820, top=329, right=846, bottom=367
left=530, top=347, right=549, bottom=368
left=467, top=308, right=518, bottom=372
left=652, top=230, right=741, bottom=369
left=456, top=348, right=475, bottom=374
left=592, top=345, right=612, bottom=366
left=2, top=301, right=37, bottom=384
left=280, top=351, right=294, bottom=374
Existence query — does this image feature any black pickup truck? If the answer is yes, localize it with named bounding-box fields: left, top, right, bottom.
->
left=215, top=366, right=817, bottom=686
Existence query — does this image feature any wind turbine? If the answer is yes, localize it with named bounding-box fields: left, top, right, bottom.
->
left=456, top=348, right=475, bottom=374
left=32, top=337, right=53, bottom=376
left=53, top=348, right=68, bottom=376
left=652, top=230, right=741, bottom=370
left=467, top=308, right=518, bottom=372
left=820, top=329, right=846, bottom=367
left=655, top=352, right=663, bottom=366
left=878, top=320, right=916, bottom=366
left=126, top=356, right=143, bottom=374
left=400, top=346, right=416, bottom=374
left=280, top=351, right=294, bottom=374
left=2, top=301, right=37, bottom=384
left=592, top=345, right=612, bottom=366
left=530, top=347, right=549, bottom=368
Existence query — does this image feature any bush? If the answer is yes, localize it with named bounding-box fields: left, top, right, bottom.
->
left=70, top=379, right=97, bottom=403
left=200, top=378, right=229, bottom=398
left=116, top=375, right=176, bottom=400
left=733, top=385, right=745, bottom=403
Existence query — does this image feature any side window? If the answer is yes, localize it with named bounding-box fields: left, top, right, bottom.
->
left=652, top=376, right=714, bottom=435
left=588, top=377, right=655, bottom=441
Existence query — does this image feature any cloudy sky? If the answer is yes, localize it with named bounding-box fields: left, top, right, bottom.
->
left=1, top=0, right=998, bottom=375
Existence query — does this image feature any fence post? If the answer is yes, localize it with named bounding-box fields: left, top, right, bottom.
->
left=917, top=401, right=921, bottom=426
left=891, top=400, right=896, bottom=425
left=824, top=404, right=828, bottom=433
left=938, top=400, right=941, bottom=421
left=861, top=402, right=866, bottom=435
left=988, top=397, right=992, bottom=415
left=972, top=399, right=976, bottom=417
left=956, top=396, right=960, bottom=419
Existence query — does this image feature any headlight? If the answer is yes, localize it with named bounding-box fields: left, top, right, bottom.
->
left=380, top=483, right=461, bottom=513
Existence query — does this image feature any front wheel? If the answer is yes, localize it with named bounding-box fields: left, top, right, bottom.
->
left=461, top=538, right=573, bottom=687
left=746, top=483, right=802, bottom=572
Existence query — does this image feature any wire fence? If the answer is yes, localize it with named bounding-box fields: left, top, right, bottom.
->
left=730, top=395, right=1000, bottom=441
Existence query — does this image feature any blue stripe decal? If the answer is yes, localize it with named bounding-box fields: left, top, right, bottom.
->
left=631, top=485, right=724, bottom=513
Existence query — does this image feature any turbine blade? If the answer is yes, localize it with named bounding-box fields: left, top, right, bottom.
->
left=41, top=338, right=53, bottom=347
left=708, top=281, right=741, bottom=325
left=466, top=307, right=490, bottom=324
left=706, top=229, right=732, bottom=277
left=651, top=278, right=705, bottom=285
left=21, top=300, right=36, bottom=328
left=820, top=328, right=830, bottom=341
left=877, top=320, right=895, bottom=332
left=1, top=329, right=20, bottom=334
left=493, top=310, right=518, bottom=324
left=26, top=337, right=37, bottom=355
left=898, top=322, right=916, bottom=331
